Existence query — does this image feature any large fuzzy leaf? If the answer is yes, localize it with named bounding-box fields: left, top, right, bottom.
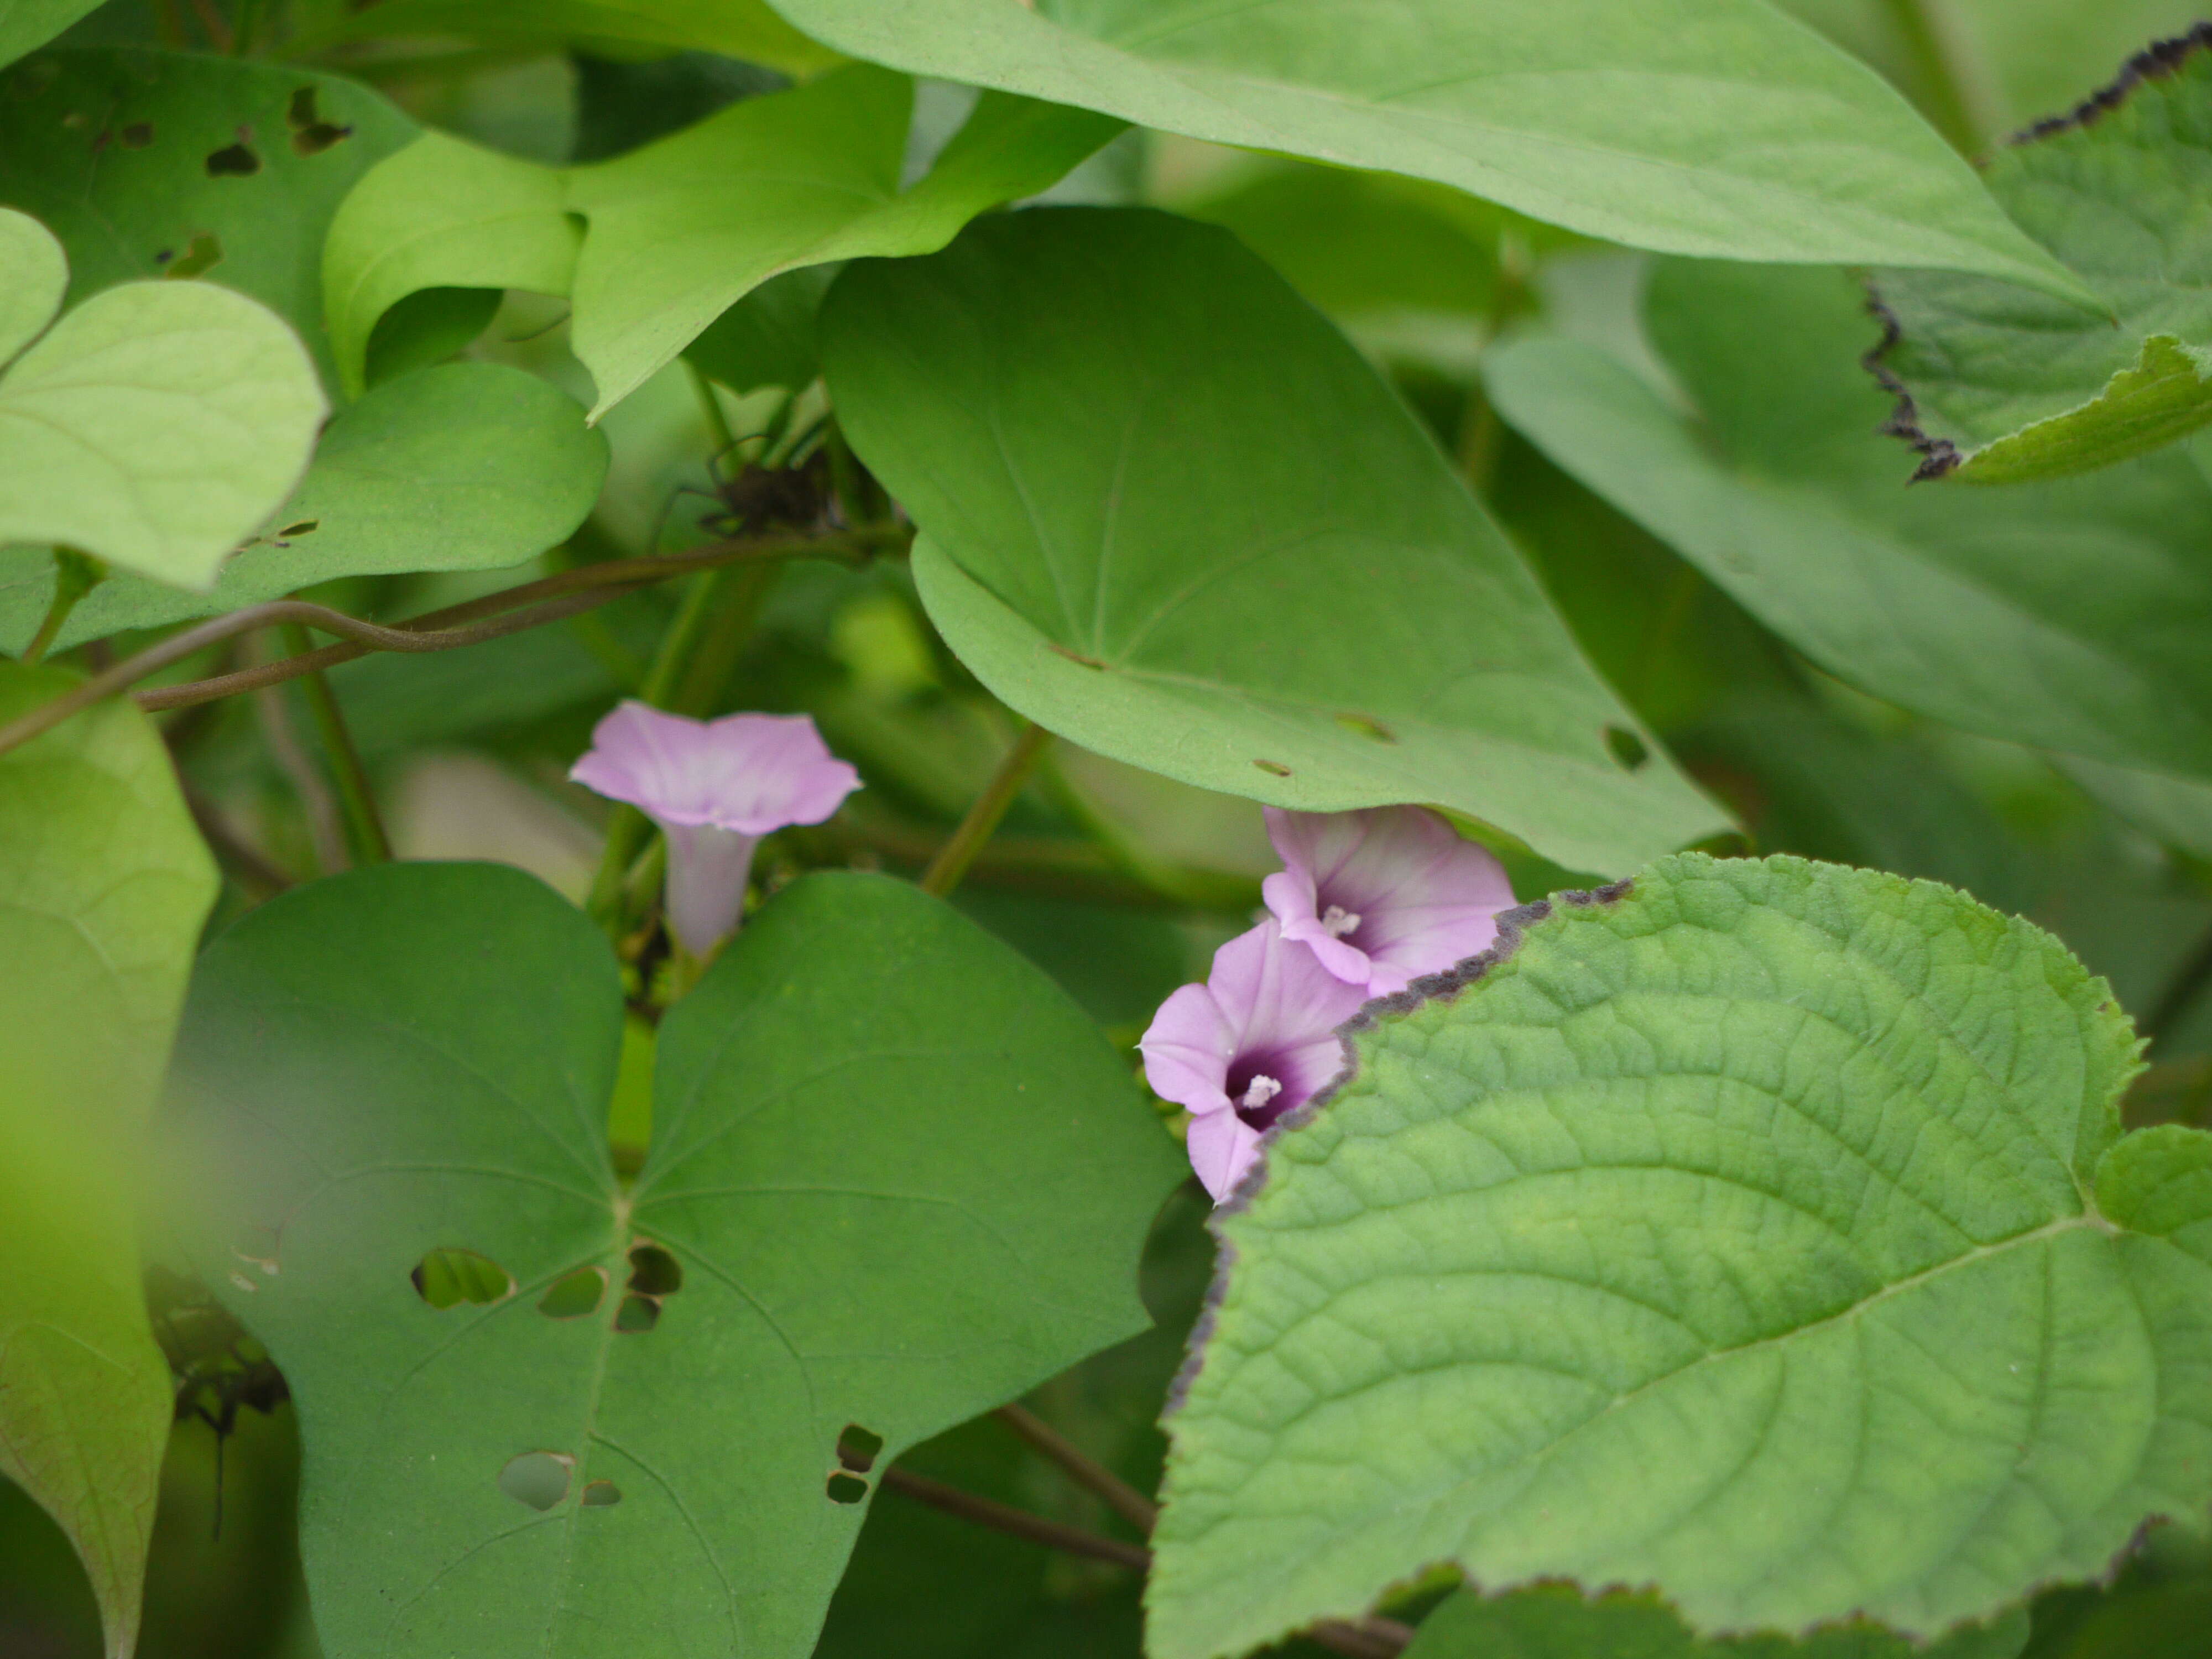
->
left=171, top=864, right=1183, bottom=1659
left=821, top=207, right=1729, bottom=877
left=1150, top=854, right=2212, bottom=1657
left=1483, top=259, right=2212, bottom=780
left=1872, top=28, right=2212, bottom=482
left=300, top=0, right=844, bottom=77
left=324, top=65, right=1118, bottom=413
left=0, top=48, right=419, bottom=384
left=1402, top=1585, right=2028, bottom=1659
left=0, top=362, right=609, bottom=653
left=768, top=0, right=2086, bottom=302
left=0, top=662, right=217, bottom=1659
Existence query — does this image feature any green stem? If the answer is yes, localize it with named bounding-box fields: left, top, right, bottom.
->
left=231, top=0, right=263, bottom=54
left=921, top=721, right=1055, bottom=899
left=21, top=550, right=105, bottom=667
left=667, top=562, right=780, bottom=716
left=686, top=359, right=741, bottom=466
left=585, top=572, right=729, bottom=932
left=1879, top=0, right=1990, bottom=152
left=149, top=0, right=186, bottom=47
left=281, top=624, right=390, bottom=865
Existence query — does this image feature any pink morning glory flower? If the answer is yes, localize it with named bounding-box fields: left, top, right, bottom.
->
left=1139, top=920, right=1369, bottom=1202
left=1261, top=806, right=1514, bottom=997
left=570, top=701, right=860, bottom=956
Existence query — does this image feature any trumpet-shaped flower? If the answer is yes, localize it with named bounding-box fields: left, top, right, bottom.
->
left=570, top=701, right=860, bottom=956
left=1262, top=806, right=1513, bottom=996
left=1139, top=920, right=1369, bottom=1202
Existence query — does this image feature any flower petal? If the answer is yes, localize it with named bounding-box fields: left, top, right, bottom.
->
left=1140, top=981, right=1237, bottom=1118
left=1185, top=1107, right=1261, bottom=1202
left=570, top=701, right=860, bottom=833
left=661, top=823, right=759, bottom=958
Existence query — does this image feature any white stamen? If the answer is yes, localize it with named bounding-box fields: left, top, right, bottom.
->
left=1239, top=1074, right=1283, bottom=1111
left=1320, top=904, right=1362, bottom=938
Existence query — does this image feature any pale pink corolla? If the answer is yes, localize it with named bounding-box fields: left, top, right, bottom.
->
left=1139, top=920, right=1369, bottom=1202
left=1262, top=806, right=1514, bottom=996
left=570, top=701, right=859, bottom=956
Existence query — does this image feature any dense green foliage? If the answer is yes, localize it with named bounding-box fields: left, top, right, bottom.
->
left=3, top=4, right=2212, bottom=1659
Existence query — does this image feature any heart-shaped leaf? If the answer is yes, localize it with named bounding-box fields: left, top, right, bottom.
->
left=820, top=207, right=1730, bottom=877
left=1483, top=260, right=2212, bottom=780
left=1150, top=853, right=2212, bottom=1658
left=0, top=48, right=420, bottom=383
left=0, top=267, right=326, bottom=590
left=0, top=205, right=63, bottom=363
left=0, top=661, right=218, bottom=1659
left=324, top=65, right=1119, bottom=413
left=0, top=361, right=609, bottom=653
left=172, top=863, right=1184, bottom=1659
left=768, top=0, right=2087, bottom=304
left=1870, top=28, right=2212, bottom=482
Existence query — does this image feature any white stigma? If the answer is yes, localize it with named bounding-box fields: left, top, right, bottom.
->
left=1319, top=904, right=1362, bottom=938
left=1239, top=1074, right=1283, bottom=1112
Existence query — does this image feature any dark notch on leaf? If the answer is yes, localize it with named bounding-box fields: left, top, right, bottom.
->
left=613, top=1240, right=682, bottom=1332
left=1860, top=289, right=1961, bottom=483
left=286, top=86, right=353, bottom=155
left=836, top=1423, right=884, bottom=1473
left=1603, top=725, right=1649, bottom=770
left=826, top=1472, right=869, bottom=1504
left=411, top=1246, right=515, bottom=1310
left=2011, top=21, right=2212, bottom=143
left=120, top=121, right=153, bottom=149
left=161, top=231, right=224, bottom=280
left=1164, top=878, right=1637, bottom=1418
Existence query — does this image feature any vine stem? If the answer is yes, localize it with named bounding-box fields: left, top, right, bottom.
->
left=281, top=623, right=390, bottom=864
left=0, top=527, right=906, bottom=759
left=878, top=1467, right=1412, bottom=1658
left=921, top=721, right=1056, bottom=899
left=993, top=1402, right=1157, bottom=1532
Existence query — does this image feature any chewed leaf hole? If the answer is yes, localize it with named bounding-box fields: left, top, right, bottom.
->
left=411, top=1248, right=514, bottom=1310
left=286, top=86, right=353, bottom=154
left=538, top=1266, right=607, bottom=1320
left=276, top=518, right=319, bottom=538
left=836, top=1425, right=883, bottom=1474
left=163, top=232, right=222, bottom=280
left=498, top=1451, right=572, bottom=1511
left=613, top=1293, right=661, bottom=1334
left=581, top=1479, right=622, bottom=1508
left=826, top=1472, right=868, bottom=1505
left=205, top=140, right=259, bottom=176
left=1604, top=726, right=1650, bottom=771
left=1252, top=759, right=1292, bottom=777
left=625, top=1242, right=682, bottom=1297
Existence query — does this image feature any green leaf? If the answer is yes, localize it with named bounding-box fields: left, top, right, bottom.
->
left=0, top=0, right=98, bottom=69
left=769, top=0, right=2089, bottom=304
left=324, top=66, right=1119, bottom=411
left=0, top=270, right=326, bottom=591
left=171, top=864, right=1184, bottom=1659
left=1150, top=853, right=2212, bottom=1657
left=0, top=48, right=420, bottom=384
left=0, top=205, right=64, bottom=363
left=1481, top=260, right=2212, bottom=780
left=0, top=661, right=218, bottom=1659
left=1403, top=1585, right=2029, bottom=1659
left=2051, top=755, right=2212, bottom=862
left=322, top=133, right=583, bottom=400
left=0, top=361, right=609, bottom=653
left=820, top=208, right=1730, bottom=877
left=301, top=0, right=845, bottom=78
left=1871, top=31, right=2212, bottom=482
left=684, top=264, right=837, bottom=397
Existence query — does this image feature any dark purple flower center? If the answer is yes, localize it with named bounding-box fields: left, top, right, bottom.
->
left=1227, top=1050, right=1302, bottom=1131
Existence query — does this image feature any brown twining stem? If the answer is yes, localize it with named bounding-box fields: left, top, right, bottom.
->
left=921, top=720, right=1057, bottom=898
left=877, top=1467, right=1410, bottom=1658
left=0, top=526, right=906, bottom=757
left=993, top=1402, right=1158, bottom=1533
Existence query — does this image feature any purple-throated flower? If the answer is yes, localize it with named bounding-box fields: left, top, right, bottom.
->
left=1261, top=806, right=1513, bottom=996
left=1139, top=920, right=1369, bottom=1201
left=570, top=701, right=860, bottom=957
